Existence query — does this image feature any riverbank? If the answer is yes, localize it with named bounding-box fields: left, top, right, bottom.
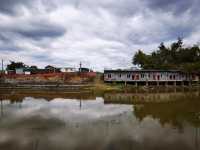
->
left=89, top=76, right=200, bottom=92
left=0, top=85, right=200, bottom=105
left=0, top=72, right=200, bottom=93
left=0, top=83, right=94, bottom=91
left=0, top=81, right=199, bottom=93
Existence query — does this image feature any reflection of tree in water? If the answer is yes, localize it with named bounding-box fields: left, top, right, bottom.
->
left=104, top=91, right=200, bottom=104
left=134, top=94, right=200, bottom=129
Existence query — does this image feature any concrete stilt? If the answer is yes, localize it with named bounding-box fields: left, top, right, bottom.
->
left=189, top=81, right=192, bottom=87
left=174, top=87, right=177, bottom=93
left=135, top=82, right=138, bottom=87
left=174, top=81, right=176, bottom=86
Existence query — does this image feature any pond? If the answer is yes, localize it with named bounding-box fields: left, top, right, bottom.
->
left=0, top=90, right=200, bottom=150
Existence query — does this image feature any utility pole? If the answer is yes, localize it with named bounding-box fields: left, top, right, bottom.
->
left=79, top=98, right=82, bottom=110
left=1, top=59, right=3, bottom=73
left=79, top=62, right=82, bottom=72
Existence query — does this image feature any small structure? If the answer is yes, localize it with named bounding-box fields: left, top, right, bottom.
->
left=79, top=67, right=94, bottom=73
left=61, top=67, right=77, bottom=73
left=44, top=65, right=60, bottom=73
left=15, top=68, right=24, bottom=75
left=15, top=68, right=31, bottom=75
left=104, top=69, right=199, bottom=86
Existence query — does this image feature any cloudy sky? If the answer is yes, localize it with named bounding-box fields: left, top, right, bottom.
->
left=0, top=0, right=200, bottom=71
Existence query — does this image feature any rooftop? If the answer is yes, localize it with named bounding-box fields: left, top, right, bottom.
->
left=104, top=69, right=182, bottom=73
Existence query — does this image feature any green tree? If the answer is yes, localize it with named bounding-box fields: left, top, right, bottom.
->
left=133, top=50, right=149, bottom=68
left=132, top=38, right=200, bottom=72
left=7, top=61, right=26, bottom=71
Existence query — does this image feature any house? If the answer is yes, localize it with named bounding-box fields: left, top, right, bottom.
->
left=44, top=65, right=60, bottom=73
left=15, top=68, right=31, bottom=75
left=79, top=67, right=93, bottom=72
left=104, top=69, right=199, bottom=85
left=60, top=67, right=77, bottom=73
left=15, top=68, right=24, bottom=75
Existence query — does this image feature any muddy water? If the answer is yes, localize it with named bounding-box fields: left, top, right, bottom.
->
left=0, top=90, right=200, bottom=150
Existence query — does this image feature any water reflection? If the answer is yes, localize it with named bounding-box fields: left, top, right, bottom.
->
left=0, top=90, right=199, bottom=150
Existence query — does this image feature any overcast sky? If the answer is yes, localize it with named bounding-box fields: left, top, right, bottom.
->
left=0, top=0, right=200, bottom=71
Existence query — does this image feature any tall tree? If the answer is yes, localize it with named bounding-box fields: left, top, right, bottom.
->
left=132, top=38, right=200, bottom=72
left=7, top=61, right=26, bottom=71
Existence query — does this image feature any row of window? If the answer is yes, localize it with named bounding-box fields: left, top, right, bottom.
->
left=107, top=74, right=180, bottom=80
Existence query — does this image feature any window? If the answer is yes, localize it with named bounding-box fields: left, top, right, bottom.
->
left=127, top=74, right=131, bottom=78
left=136, top=75, right=139, bottom=80
left=157, top=75, right=160, bottom=80
left=153, top=75, right=156, bottom=80
left=118, top=74, right=122, bottom=78
left=108, top=74, right=111, bottom=78
left=132, top=75, right=135, bottom=80
left=141, top=74, right=145, bottom=78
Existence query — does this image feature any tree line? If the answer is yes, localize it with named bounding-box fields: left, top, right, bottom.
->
left=133, top=38, right=200, bottom=72
left=6, top=61, right=38, bottom=71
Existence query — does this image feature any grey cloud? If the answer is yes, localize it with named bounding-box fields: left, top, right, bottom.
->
left=0, top=20, right=66, bottom=41
left=0, top=33, right=20, bottom=52
left=0, top=34, right=9, bottom=42
left=0, top=0, right=31, bottom=15
left=0, top=0, right=200, bottom=70
left=143, top=0, right=196, bottom=15
left=75, top=0, right=141, bottom=17
left=16, top=24, right=66, bottom=40
left=0, top=0, right=57, bottom=15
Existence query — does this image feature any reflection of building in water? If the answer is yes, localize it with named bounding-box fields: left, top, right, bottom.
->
left=133, top=98, right=200, bottom=128
left=62, top=112, right=132, bottom=138
left=104, top=92, right=200, bottom=149
left=0, top=100, right=3, bottom=117
left=0, top=90, right=96, bottom=102
left=104, top=92, right=200, bottom=104
left=130, top=93, right=200, bottom=150
left=195, top=127, right=199, bottom=150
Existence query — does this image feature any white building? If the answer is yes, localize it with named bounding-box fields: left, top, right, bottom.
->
left=104, top=69, right=199, bottom=84
left=60, top=67, right=77, bottom=73
left=15, top=68, right=31, bottom=75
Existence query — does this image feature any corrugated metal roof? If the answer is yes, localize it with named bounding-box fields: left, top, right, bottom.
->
left=104, top=69, right=182, bottom=73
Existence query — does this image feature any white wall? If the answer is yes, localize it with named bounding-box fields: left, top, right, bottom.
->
left=104, top=72, right=191, bottom=82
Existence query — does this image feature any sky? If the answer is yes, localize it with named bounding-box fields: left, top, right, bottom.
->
left=0, top=0, right=200, bottom=71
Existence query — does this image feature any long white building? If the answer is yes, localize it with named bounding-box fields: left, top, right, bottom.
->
left=104, top=69, right=199, bottom=85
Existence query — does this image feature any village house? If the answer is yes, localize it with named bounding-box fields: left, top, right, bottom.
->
left=104, top=69, right=199, bottom=86
left=15, top=68, right=31, bottom=75
left=9, top=66, right=60, bottom=75
left=60, top=67, right=77, bottom=73
left=44, top=65, right=61, bottom=73
left=79, top=67, right=93, bottom=72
